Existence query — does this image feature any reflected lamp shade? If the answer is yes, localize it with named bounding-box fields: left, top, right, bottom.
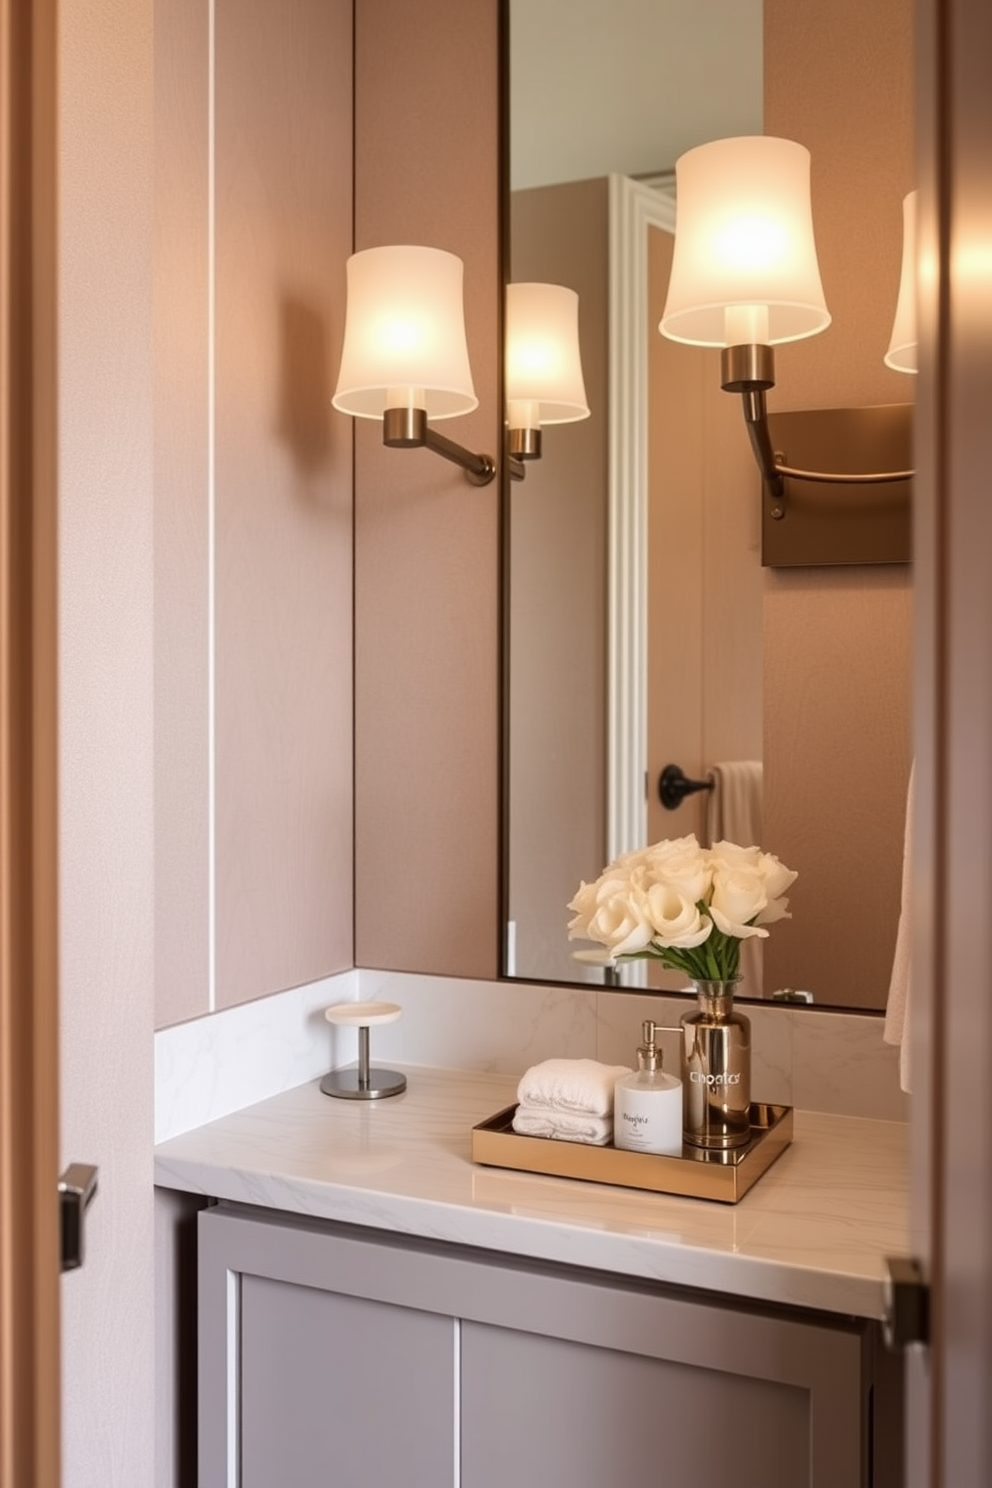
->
left=659, top=135, right=831, bottom=348
left=332, top=245, right=478, bottom=420
left=885, top=191, right=918, bottom=373
left=505, top=283, right=590, bottom=427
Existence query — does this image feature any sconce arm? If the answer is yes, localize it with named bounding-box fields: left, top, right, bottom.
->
left=383, top=406, right=496, bottom=487
left=422, top=425, right=496, bottom=486
left=723, top=344, right=915, bottom=503
left=740, top=386, right=785, bottom=502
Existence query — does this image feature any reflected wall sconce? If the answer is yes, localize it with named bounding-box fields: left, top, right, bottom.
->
left=332, top=245, right=589, bottom=487
left=505, top=282, right=590, bottom=461
left=659, top=136, right=915, bottom=565
left=885, top=190, right=918, bottom=374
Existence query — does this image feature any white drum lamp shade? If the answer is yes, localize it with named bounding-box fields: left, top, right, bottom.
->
left=885, top=191, right=918, bottom=373
left=660, top=135, right=831, bottom=348
left=332, top=244, right=478, bottom=420
left=505, top=283, right=590, bottom=426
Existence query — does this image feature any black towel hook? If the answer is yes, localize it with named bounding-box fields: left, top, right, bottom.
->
left=658, top=763, right=714, bottom=811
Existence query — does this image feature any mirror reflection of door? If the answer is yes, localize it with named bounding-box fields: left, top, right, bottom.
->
left=504, top=0, right=914, bottom=1011
left=506, top=0, right=765, bottom=989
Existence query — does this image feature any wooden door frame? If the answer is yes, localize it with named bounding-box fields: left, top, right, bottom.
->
left=911, top=0, right=992, bottom=1481
left=0, top=1, right=61, bottom=1484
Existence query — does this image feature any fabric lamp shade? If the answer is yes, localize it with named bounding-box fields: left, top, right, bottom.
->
left=885, top=191, right=918, bottom=373
left=505, top=283, right=590, bottom=426
left=332, top=244, right=478, bottom=419
left=660, top=135, right=831, bottom=348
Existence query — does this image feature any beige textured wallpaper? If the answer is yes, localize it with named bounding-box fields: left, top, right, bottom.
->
left=763, top=0, right=915, bottom=1007
left=353, top=0, right=501, bottom=977
left=213, top=0, right=355, bottom=1008
left=153, top=0, right=355, bottom=1025
left=507, top=177, right=610, bottom=983
left=646, top=223, right=765, bottom=993
left=646, top=225, right=763, bottom=845
left=154, top=0, right=211, bottom=1023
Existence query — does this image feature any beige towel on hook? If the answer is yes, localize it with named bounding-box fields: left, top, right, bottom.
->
left=883, top=762, right=914, bottom=1093
left=706, top=762, right=764, bottom=996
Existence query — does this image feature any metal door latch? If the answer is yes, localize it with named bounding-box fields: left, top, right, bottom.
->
left=59, top=1163, right=99, bottom=1273
left=883, top=1255, right=929, bottom=1350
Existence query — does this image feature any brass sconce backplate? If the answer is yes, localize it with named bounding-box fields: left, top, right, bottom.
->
left=762, top=403, right=913, bottom=567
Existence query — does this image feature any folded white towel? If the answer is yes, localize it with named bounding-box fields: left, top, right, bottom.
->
left=512, top=1105, right=614, bottom=1145
left=516, top=1058, right=632, bottom=1117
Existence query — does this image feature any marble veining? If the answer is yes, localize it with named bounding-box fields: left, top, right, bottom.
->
left=154, top=1064, right=909, bottom=1320
left=154, top=969, right=360, bottom=1142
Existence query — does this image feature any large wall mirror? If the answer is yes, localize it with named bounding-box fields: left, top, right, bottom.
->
left=502, top=0, right=915, bottom=1011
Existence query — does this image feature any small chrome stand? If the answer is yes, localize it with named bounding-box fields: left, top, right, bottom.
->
left=320, top=1001, right=407, bottom=1100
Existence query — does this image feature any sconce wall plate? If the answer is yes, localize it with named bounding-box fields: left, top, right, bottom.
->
left=761, top=403, right=913, bottom=567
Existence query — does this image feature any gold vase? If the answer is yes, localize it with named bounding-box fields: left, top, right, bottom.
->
left=680, top=979, right=752, bottom=1149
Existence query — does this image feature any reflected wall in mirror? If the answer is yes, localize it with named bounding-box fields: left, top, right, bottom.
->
left=504, top=0, right=914, bottom=1011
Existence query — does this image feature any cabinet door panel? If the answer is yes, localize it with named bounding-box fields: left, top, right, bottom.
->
left=462, top=1321, right=809, bottom=1488
left=240, top=1274, right=455, bottom=1488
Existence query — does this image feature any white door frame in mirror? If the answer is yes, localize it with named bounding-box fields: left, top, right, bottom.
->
left=607, top=177, right=676, bottom=988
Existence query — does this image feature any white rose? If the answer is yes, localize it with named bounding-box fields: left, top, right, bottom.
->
left=568, top=874, right=654, bottom=956
left=752, top=850, right=798, bottom=923
left=587, top=883, right=655, bottom=956
left=642, top=835, right=711, bottom=903
left=611, top=844, right=654, bottom=875
left=708, top=866, right=771, bottom=940
left=566, top=879, right=601, bottom=941
left=707, top=840, right=762, bottom=871
left=707, top=841, right=796, bottom=930
left=643, top=884, right=713, bottom=949
left=567, top=871, right=626, bottom=939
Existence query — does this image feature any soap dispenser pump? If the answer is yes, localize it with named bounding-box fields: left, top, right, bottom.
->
left=613, top=1021, right=683, bottom=1156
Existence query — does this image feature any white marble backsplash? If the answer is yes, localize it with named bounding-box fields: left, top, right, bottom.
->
left=155, top=970, right=360, bottom=1142
left=155, top=968, right=909, bottom=1143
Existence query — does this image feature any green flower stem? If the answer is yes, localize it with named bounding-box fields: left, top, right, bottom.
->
left=617, top=922, right=746, bottom=982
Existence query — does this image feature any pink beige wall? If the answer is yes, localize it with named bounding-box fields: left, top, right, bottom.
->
left=353, top=0, right=501, bottom=977
left=646, top=226, right=763, bottom=848
left=646, top=223, right=765, bottom=994
left=762, top=0, right=915, bottom=1007
left=154, top=0, right=355, bottom=1025
left=507, top=177, right=610, bottom=982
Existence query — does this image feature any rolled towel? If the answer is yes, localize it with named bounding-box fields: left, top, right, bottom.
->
left=512, top=1105, right=614, bottom=1145
left=517, top=1058, right=632, bottom=1117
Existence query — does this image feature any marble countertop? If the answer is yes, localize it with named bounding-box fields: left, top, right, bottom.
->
left=153, top=1065, right=910, bottom=1320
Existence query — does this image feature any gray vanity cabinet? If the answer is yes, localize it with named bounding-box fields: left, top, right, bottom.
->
left=198, top=1202, right=886, bottom=1488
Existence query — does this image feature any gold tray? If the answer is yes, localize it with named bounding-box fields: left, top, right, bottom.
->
left=471, top=1102, right=793, bottom=1205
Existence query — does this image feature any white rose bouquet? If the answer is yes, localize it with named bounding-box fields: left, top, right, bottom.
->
left=567, top=834, right=797, bottom=982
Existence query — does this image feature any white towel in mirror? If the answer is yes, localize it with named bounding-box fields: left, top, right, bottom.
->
left=705, top=761, right=764, bottom=994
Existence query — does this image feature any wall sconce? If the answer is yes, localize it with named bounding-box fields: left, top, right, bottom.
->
left=505, top=282, right=590, bottom=462
left=333, top=247, right=589, bottom=488
left=332, top=243, right=497, bottom=486
left=659, top=136, right=914, bottom=565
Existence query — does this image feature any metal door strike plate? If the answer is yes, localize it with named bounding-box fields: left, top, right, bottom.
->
left=883, top=1255, right=929, bottom=1350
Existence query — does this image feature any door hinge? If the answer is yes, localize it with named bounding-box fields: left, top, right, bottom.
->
left=59, top=1162, right=99, bottom=1273
left=883, top=1255, right=929, bottom=1350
